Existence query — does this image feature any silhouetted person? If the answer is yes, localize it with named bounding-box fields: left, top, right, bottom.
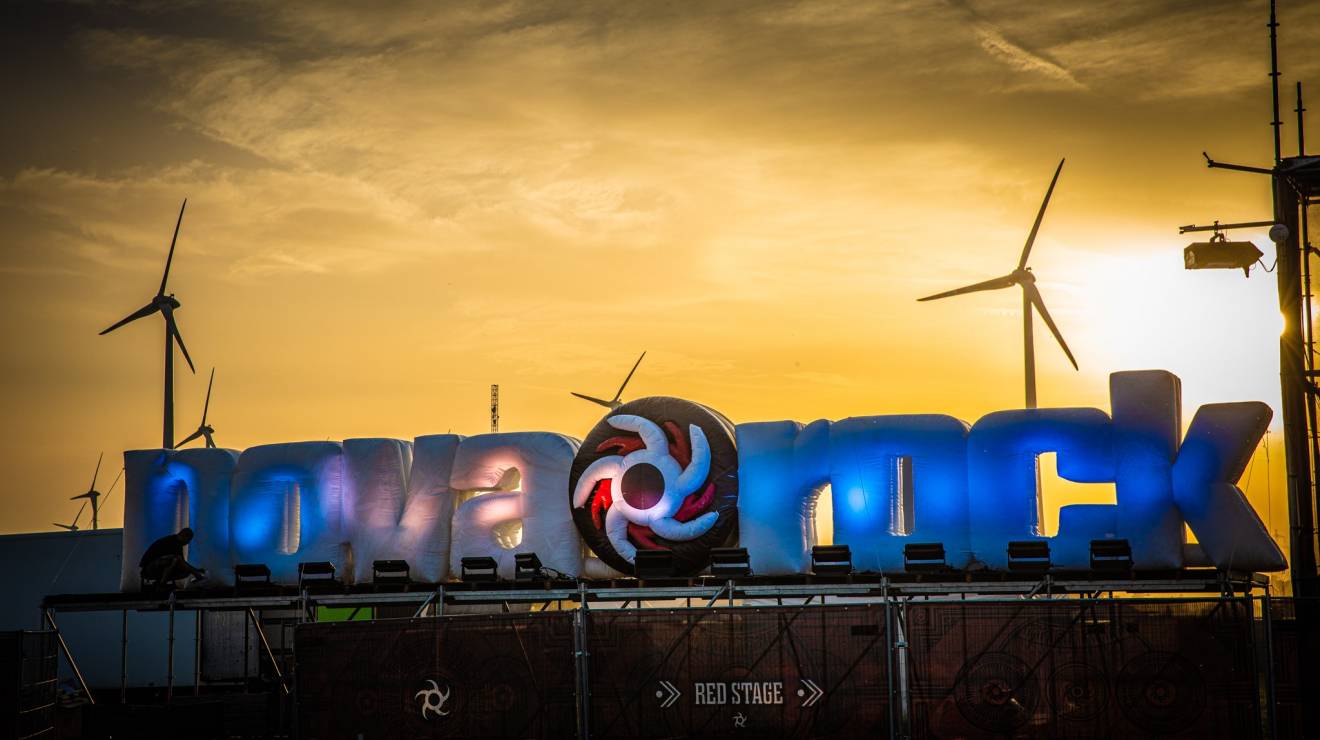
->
left=140, top=527, right=206, bottom=590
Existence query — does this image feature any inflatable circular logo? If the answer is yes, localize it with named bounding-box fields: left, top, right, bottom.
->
left=569, top=397, right=738, bottom=576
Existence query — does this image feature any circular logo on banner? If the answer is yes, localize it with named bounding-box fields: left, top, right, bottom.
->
left=569, top=397, right=738, bottom=576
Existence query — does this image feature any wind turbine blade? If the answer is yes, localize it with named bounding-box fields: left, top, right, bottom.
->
left=1017, top=158, right=1065, bottom=270
left=917, top=274, right=1017, bottom=302
left=159, top=199, right=187, bottom=296
left=72, top=501, right=87, bottom=527
left=613, top=351, right=646, bottom=402
left=1022, top=282, right=1078, bottom=370
left=204, top=432, right=216, bottom=449
left=571, top=392, right=616, bottom=408
left=99, top=302, right=159, bottom=335
left=90, top=452, right=102, bottom=491
left=201, top=367, right=215, bottom=424
left=176, top=429, right=204, bottom=448
left=165, top=310, right=196, bottom=373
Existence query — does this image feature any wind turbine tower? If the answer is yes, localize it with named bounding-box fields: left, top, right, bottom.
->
left=99, top=199, right=197, bottom=448
left=918, top=159, right=1077, bottom=408
left=491, top=384, right=500, bottom=433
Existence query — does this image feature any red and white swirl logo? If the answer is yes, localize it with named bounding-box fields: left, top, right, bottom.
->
left=569, top=397, right=738, bottom=576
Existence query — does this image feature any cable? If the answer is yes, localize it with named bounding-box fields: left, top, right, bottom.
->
left=1264, top=431, right=1275, bottom=540
left=46, top=538, right=83, bottom=598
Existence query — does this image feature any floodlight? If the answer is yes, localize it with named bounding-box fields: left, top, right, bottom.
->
left=709, top=547, right=752, bottom=577
left=298, top=561, right=337, bottom=588
left=811, top=545, right=852, bottom=575
left=1007, top=541, right=1051, bottom=573
left=1090, top=539, right=1133, bottom=572
left=460, top=556, right=499, bottom=583
left=1184, top=233, right=1263, bottom=276
left=514, top=552, right=544, bottom=581
left=634, top=549, right=675, bottom=579
left=903, top=543, right=947, bottom=572
left=234, top=563, right=271, bottom=588
left=372, top=559, right=411, bottom=584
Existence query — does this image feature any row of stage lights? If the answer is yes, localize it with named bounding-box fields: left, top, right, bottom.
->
left=219, top=538, right=1135, bottom=591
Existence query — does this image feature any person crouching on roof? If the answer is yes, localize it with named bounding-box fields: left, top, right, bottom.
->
left=139, top=527, right=207, bottom=590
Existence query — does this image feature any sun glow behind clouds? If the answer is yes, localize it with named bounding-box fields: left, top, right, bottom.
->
left=1067, top=240, right=1284, bottom=424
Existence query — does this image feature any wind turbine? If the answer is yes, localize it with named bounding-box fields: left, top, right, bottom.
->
left=571, top=351, right=646, bottom=410
left=176, top=368, right=218, bottom=448
left=458, top=468, right=522, bottom=497
left=69, top=454, right=123, bottom=531
left=918, top=159, right=1077, bottom=409
left=55, top=502, right=87, bottom=532
left=99, top=199, right=196, bottom=448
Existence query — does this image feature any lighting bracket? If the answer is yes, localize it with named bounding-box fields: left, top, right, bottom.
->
left=1178, top=219, right=1277, bottom=235
left=1203, top=151, right=1276, bottom=176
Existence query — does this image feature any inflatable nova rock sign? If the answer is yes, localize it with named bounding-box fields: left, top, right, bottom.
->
left=119, top=370, right=1286, bottom=590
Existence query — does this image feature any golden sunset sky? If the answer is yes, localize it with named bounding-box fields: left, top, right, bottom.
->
left=2, top=2, right=1316, bottom=565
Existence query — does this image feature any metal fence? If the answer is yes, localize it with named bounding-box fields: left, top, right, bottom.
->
left=294, top=597, right=1316, bottom=740
left=0, top=630, right=57, bottom=740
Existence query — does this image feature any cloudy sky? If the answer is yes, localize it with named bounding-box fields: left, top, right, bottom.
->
left=2, top=1, right=1316, bottom=550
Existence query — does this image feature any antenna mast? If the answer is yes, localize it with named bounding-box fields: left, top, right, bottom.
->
left=1269, top=0, right=1282, bottom=164
left=490, top=384, right=500, bottom=433
left=1298, top=82, right=1307, bottom=156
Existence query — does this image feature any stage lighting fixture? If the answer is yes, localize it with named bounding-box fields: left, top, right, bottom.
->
left=903, top=543, right=947, bottom=572
left=372, top=559, right=411, bottom=584
left=1090, top=539, right=1133, bottom=572
left=460, top=556, right=500, bottom=583
left=514, top=553, right=544, bottom=581
left=634, top=549, right=675, bottom=579
left=298, top=561, right=337, bottom=588
left=1184, top=233, right=1264, bottom=276
left=811, top=545, right=852, bottom=575
left=709, top=547, right=752, bottom=577
left=1007, top=541, right=1051, bottom=573
left=233, top=563, right=271, bottom=587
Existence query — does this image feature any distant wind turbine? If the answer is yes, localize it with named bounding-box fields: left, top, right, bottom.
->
left=571, top=351, right=646, bottom=410
left=458, top=468, right=523, bottom=497
left=69, top=454, right=123, bottom=531
left=918, top=159, right=1077, bottom=409
left=55, top=502, right=87, bottom=532
left=176, top=368, right=218, bottom=449
left=99, top=199, right=197, bottom=448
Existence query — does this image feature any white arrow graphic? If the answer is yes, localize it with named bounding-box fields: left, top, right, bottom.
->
left=799, top=679, right=824, bottom=707
left=658, top=680, right=681, bottom=708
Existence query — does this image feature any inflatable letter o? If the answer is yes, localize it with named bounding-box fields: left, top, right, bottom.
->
left=569, top=397, right=738, bottom=576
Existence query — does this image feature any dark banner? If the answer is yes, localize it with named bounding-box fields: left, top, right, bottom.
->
left=296, top=612, right=578, bottom=740
left=294, top=599, right=1287, bottom=739
left=586, top=605, right=891, bottom=739
left=1268, top=597, right=1320, bottom=738
left=904, top=599, right=1261, bottom=739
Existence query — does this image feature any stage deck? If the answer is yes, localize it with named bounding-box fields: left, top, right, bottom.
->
left=42, top=568, right=1269, bottom=614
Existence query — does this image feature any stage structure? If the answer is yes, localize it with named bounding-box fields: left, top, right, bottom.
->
left=38, top=577, right=1313, bottom=739
left=38, top=363, right=1311, bottom=737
